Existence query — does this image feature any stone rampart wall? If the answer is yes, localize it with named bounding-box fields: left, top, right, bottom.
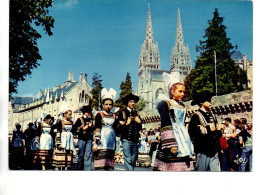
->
left=139, top=90, right=253, bottom=130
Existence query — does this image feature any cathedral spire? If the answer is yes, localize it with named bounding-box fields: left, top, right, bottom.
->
left=137, top=4, right=161, bottom=110
left=145, top=3, right=154, bottom=45
left=175, top=7, right=184, bottom=46
left=138, top=4, right=160, bottom=76
left=170, top=7, right=192, bottom=81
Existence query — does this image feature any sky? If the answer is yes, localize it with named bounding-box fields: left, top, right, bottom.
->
left=13, top=0, right=253, bottom=98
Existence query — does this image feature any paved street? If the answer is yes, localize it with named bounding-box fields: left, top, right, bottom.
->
left=9, top=162, right=153, bottom=171
left=114, top=163, right=153, bottom=171
left=9, top=152, right=154, bottom=171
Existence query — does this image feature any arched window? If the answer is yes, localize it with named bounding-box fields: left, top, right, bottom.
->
left=82, top=90, right=85, bottom=100
left=85, top=95, right=89, bottom=104
left=79, top=90, right=86, bottom=103
left=156, top=88, right=166, bottom=99
left=79, top=93, right=82, bottom=103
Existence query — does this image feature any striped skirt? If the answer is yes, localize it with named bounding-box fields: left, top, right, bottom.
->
left=153, top=142, right=194, bottom=171
left=52, top=149, right=73, bottom=168
left=94, top=149, right=115, bottom=171
left=33, top=149, right=53, bottom=166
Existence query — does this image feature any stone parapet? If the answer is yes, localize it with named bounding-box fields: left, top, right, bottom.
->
left=139, top=90, right=253, bottom=130
left=185, top=90, right=253, bottom=123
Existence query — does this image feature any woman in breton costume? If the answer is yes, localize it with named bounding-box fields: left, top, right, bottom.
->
left=154, top=72, right=194, bottom=171
left=52, top=102, right=74, bottom=170
left=137, top=129, right=150, bottom=167
left=139, top=129, right=149, bottom=154
left=92, top=88, right=119, bottom=171
left=34, top=113, right=54, bottom=170
left=11, top=122, right=24, bottom=169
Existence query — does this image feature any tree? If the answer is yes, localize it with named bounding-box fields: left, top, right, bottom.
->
left=184, top=8, right=247, bottom=101
left=90, top=71, right=103, bottom=110
left=9, top=0, right=54, bottom=99
left=135, top=99, right=146, bottom=111
left=114, top=73, right=133, bottom=110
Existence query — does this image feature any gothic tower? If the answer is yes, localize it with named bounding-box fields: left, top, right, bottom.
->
left=137, top=4, right=163, bottom=110
left=138, top=4, right=160, bottom=76
left=170, top=8, right=192, bottom=81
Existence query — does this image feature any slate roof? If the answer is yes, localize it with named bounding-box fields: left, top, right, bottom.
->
left=11, top=96, right=34, bottom=104
left=230, top=47, right=243, bottom=61
left=38, top=81, right=79, bottom=102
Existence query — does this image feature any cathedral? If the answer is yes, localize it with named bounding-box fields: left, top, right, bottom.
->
left=137, top=5, right=192, bottom=111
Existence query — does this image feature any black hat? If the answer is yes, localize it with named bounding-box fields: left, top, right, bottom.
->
left=122, top=93, right=140, bottom=105
left=80, top=105, right=92, bottom=113
left=44, top=114, right=52, bottom=120
left=191, top=90, right=213, bottom=106
left=15, top=122, right=21, bottom=126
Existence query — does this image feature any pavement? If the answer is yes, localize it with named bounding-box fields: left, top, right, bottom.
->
left=9, top=152, right=154, bottom=171
left=114, top=163, right=153, bottom=171
left=9, top=162, right=154, bottom=171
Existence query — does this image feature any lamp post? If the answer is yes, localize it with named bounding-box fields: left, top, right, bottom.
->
left=214, top=50, right=217, bottom=96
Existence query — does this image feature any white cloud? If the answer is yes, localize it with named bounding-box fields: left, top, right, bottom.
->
left=54, top=0, right=79, bottom=10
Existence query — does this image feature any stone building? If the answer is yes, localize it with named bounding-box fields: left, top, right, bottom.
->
left=137, top=5, right=192, bottom=111
left=9, top=96, right=34, bottom=133
left=9, top=72, right=92, bottom=133
left=230, top=45, right=253, bottom=89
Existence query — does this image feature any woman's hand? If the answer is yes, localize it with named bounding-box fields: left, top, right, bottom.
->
left=92, top=142, right=98, bottom=152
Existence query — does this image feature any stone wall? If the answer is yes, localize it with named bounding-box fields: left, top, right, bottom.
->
left=185, top=90, right=253, bottom=123
left=139, top=90, right=253, bottom=130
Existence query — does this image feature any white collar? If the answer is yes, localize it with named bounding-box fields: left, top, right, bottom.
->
left=127, top=107, right=134, bottom=112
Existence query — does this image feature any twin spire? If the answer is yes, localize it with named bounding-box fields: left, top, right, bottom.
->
left=144, top=5, right=185, bottom=53
left=140, top=4, right=192, bottom=81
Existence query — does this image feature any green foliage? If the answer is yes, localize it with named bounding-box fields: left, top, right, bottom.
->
left=90, top=72, right=103, bottom=110
left=9, top=0, right=54, bottom=99
left=135, top=99, right=146, bottom=111
left=114, top=73, right=132, bottom=110
left=184, top=8, right=247, bottom=100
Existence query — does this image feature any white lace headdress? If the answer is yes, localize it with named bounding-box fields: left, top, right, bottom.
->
left=162, top=71, right=181, bottom=91
left=155, top=72, right=181, bottom=109
left=101, top=88, right=117, bottom=102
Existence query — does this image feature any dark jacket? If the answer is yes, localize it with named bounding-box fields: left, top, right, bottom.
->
left=118, top=108, right=142, bottom=143
left=188, top=109, right=221, bottom=157
left=72, top=117, right=94, bottom=141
